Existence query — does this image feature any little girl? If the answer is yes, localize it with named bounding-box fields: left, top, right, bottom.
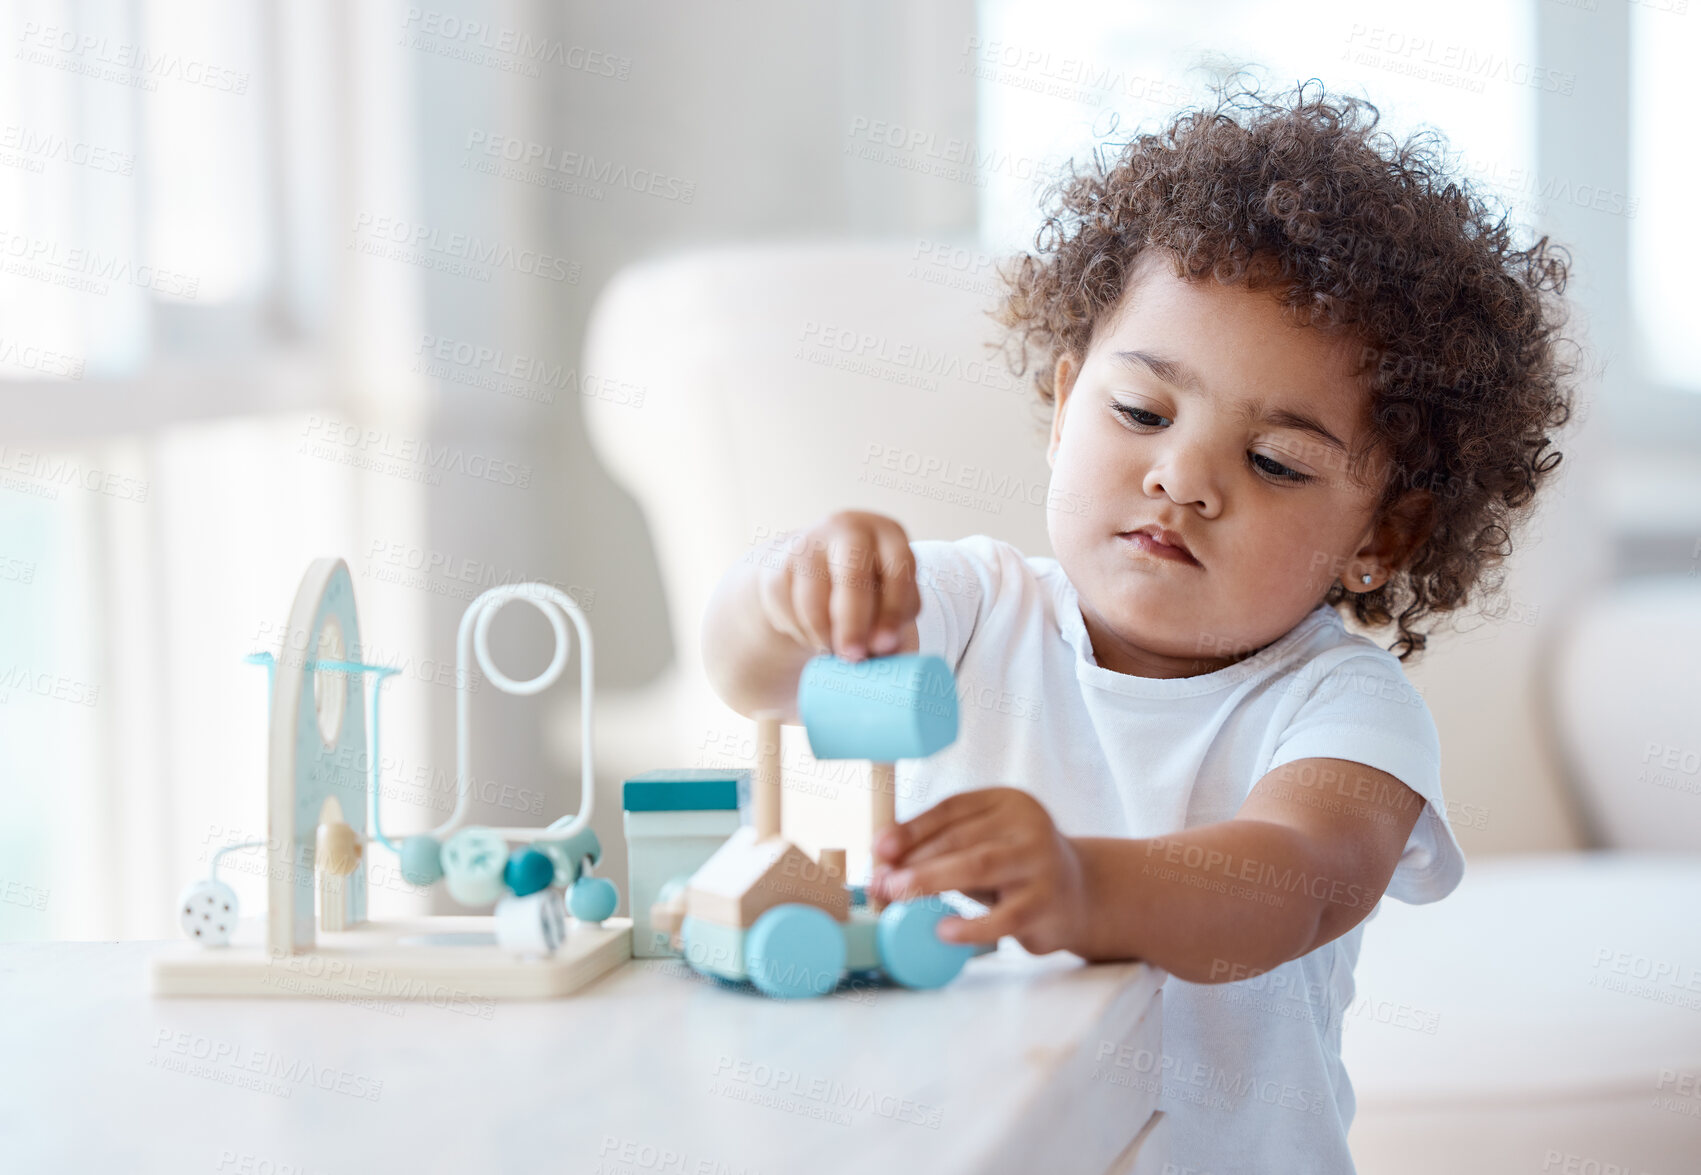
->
left=701, top=78, right=1578, bottom=1174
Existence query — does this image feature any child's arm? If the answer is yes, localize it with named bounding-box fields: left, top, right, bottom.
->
left=870, top=758, right=1424, bottom=983
left=700, top=510, right=920, bottom=720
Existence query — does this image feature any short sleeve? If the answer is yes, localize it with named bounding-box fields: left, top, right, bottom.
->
left=909, top=537, right=999, bottom=673
left=1267, top=652, right=1465, bottom=905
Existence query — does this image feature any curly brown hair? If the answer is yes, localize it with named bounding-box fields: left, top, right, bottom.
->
left=992, top=75, right=1582, bottom=661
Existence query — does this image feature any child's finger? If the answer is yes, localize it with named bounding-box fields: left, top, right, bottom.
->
left=875, top=790, right=1004, bottom=864
left=868, top=529, right=920, bottom=653
left=891, top=815, right=1014, bottom=870
left=878, top=843, right=1027, bottom=902
left=826, top=531, right=878, bottom=659
left=756, top=559, right=812, bottom=650
left=790, top=555, right=834, bottom=654
left=936, top=894, right=1038, bottom=946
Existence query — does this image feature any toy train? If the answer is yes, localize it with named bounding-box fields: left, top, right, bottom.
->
left=629, top=653, right=993, bottom=998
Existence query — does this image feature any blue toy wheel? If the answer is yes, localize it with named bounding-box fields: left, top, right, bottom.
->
left=876, top=896, right=974, bottom=990
left=746, top=904, right=846, bottom=999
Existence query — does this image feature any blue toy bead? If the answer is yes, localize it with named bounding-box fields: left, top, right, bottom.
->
left=399, top=835, right=444, bottom=886
left=568, top=875, right=618, bottom=923
left=746, top=903, right=847, bottom=999
left=504, top=848, right=554, bottom=897
left=876, top=896, right=974, bottom=990
left=441, top=826, right=508, bottom=906
left=536, top=825, right=603, bottom=887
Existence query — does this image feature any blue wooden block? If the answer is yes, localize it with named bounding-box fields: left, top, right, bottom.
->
left=797, top=653, right=958, bottom=761
left=623, top=769, right=747, bottom=812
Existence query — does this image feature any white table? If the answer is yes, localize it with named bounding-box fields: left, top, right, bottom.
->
left=1, top=936, right=1166, bottom=1175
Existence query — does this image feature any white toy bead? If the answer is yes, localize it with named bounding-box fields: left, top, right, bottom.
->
left=494, top=889, right=567, bottom=957
left=178, top=878, right=239, bottom=946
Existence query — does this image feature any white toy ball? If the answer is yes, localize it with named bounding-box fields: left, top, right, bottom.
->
left=178, top=878, right=239, bottom=946
left=494, top=889, right=567, bottom=957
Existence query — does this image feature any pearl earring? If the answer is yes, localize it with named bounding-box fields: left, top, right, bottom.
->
left=1360, top=573, right=1373, bottom=585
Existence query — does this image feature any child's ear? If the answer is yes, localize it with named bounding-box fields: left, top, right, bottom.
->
left=1047, top=353, right=1081, bottom=469
left=1350, top=488, right=1435, bottom=587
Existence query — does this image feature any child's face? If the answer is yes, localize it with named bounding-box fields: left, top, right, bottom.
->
left=1046, top=250, right=1417, bottom=678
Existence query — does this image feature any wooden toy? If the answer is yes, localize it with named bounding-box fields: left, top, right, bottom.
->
left=672, top=654, right=994, bottom=999
left=152, top=560, right=632, bottom=1000
left=622, top=769, right=747, bottom=958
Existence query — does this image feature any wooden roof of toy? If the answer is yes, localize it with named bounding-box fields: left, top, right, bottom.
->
left=685, top=826, right=849, bottom=928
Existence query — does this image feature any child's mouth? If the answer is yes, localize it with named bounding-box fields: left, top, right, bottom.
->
left=1118, top=531, right=1201, bottom=567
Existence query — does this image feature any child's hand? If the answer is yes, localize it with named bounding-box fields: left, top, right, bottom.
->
left=754, top=510, right=920, bottom=662
left=869, top=787, right=1089, bottom=956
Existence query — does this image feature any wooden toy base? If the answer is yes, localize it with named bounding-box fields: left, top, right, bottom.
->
left=151, top=916, right=632, bottom=1000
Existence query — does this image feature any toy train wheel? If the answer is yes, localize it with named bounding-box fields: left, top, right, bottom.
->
left=746, top=903, right=845, bottom=999
left=876, top=896, right=974, bottom=990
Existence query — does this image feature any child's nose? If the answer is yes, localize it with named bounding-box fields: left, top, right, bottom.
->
left=1141, top=451, right=1220, bottom=517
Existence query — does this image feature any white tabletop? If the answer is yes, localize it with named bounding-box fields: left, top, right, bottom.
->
left=2, top=936, right=1164, bottom=1175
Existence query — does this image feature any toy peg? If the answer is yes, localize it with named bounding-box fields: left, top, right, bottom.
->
left=818, top=848, right=846, bottom=884
left=752, top=710, right=783, bottom=841
left=316, top=820, right=363, bottom=933
left=868, top=764, right=896, bottom=910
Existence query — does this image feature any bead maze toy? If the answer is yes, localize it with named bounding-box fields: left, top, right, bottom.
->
left=643, top=653, right=996, bottom=999
left=152, top=558, right=631, bottom=1000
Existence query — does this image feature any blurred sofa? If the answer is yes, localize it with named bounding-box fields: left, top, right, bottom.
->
left=579, top=241, right=1701, bottom=1174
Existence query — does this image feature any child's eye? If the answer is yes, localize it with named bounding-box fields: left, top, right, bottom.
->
left=1250, top=452, right=1313, bottom=484
left=1111, top=403, right=1170, bottom=428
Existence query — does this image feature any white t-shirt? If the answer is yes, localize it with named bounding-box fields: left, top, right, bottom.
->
left=898, top=534, right=1466, bottom=1175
